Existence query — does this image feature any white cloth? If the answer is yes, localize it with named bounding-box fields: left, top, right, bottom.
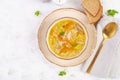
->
left=95, top=16, right=120, bottom=78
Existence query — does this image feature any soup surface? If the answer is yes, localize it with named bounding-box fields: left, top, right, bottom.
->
left=47, top=19, right=86, bottom=59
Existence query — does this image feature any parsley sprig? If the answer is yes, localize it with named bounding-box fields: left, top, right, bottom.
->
left=35, top=10, right=41, bottom=16
left=107, top=9, right=118, bottom=17
left=58, top=70, right=66, bottom=76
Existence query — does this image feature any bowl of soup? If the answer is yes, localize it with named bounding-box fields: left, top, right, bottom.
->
left=47, top=19, right=87, bottom=59
left=38, top=8, right=97, bottom=66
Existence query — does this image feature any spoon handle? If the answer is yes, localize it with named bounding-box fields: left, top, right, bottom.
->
left=86, top=39, right=106, bottom=73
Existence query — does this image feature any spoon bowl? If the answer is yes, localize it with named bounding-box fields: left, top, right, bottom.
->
left=103, top=22, right=117, bottom=39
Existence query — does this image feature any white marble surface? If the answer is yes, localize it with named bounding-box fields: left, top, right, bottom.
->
left=0, top=0, right=120, bottom=80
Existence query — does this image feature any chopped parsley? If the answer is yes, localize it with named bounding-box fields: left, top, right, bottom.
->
left=72, top=43, right=78, bottom=47
left=58, top=70, right=66, bottom=76
left=59, top=31, right=65, bottom=36
left=35, top=10, right=41, bottom=16
left=107, top=9, right=118, bottom=17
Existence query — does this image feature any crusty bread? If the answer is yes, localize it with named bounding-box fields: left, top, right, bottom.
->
left=82, top=0, right=101, bottom=17
left=85, top=6, right=103, bottom=24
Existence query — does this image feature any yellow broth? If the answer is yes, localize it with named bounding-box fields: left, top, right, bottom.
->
left=47, top=20, right=86, bottom=59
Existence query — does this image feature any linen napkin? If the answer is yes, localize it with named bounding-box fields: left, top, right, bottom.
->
left=81, top=16, right=120, bottom=79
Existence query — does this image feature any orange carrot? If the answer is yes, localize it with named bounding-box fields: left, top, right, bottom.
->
left=64, top=38, right=72, bottom=45
left=60, top=46, right=74, bottom=53
left=58, top=35, right=63, bottom=41
left=50, top=29, right=54, bottom=35
left=64, top=22, right=74, bottom=30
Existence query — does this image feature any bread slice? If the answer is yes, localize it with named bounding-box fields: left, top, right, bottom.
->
left=85, top=6, right=103, bottom=24
left=82, top=0, right=101, bottom=16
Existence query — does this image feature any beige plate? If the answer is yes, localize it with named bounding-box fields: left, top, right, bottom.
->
left=38, top=8, right=97, bottom=67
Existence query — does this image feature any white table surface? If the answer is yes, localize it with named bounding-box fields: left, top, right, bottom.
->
left=0, top=0, right=120, bottom=80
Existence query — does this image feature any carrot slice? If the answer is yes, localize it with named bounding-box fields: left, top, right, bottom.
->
left=64, top=21, right=74, bottom=30
left=50, top=29, right=54, bottom=35
left=60, top=46, right=74, bottom=53
left=64, top=38, right=73, bottom=45
left=58, top=35, right=63, bottom=41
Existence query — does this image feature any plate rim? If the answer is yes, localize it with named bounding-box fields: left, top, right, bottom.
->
left=38, top=8, right=97, bottom=67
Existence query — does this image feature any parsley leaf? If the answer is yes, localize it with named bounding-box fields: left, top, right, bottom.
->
left=58, top=70, right=66, bottom=76
left=59, top=31, right=65, bottom=36
left=107, top=9, right=118, bottom=17
left=35, top=10, right=41, bottom=16
left=72, top=43, right=78, bottom=47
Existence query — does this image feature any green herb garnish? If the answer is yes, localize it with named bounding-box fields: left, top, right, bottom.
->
left=107, top=9, right=118, bottom=17
left=58, top=70, right=66, bottom=76
left=35, top=10, right=41, bottom=16
left=59, top=32, right=65, bottom=36
left=72, top=43, right=78, bottom=47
